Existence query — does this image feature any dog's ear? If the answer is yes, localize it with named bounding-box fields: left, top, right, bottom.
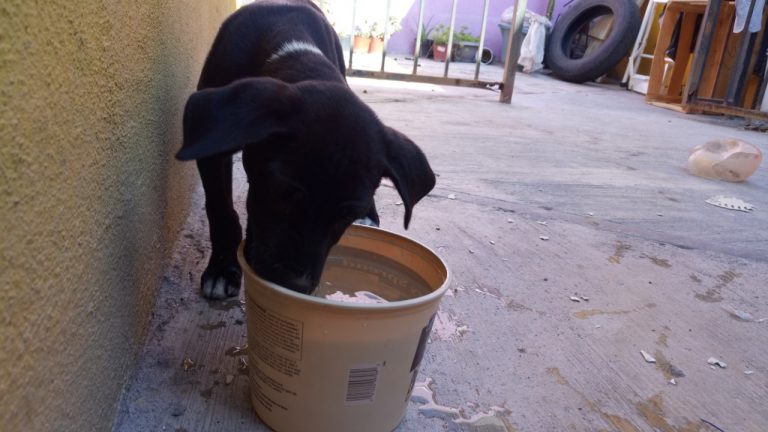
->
left=176, top=78, right=300, bottom=161
left=381, top=126, right=436, bottom=229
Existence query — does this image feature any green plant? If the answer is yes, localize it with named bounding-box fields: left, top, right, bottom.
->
left=419, top=17, right=435, bottom=44
left=430, top=24, right=479, bottom=45
left=431, top=24, right=451, bottom=45
left=354, top=20, right=371, bottom=38
left=455, top=26, right=480, bottom=43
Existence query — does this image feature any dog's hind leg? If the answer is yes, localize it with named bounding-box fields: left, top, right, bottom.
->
left=197, top=154, right=243, bottom=299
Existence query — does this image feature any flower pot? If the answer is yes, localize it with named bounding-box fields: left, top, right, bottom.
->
left=419, top=39, right=434, bottom=58
left=433, top=43, right=449, bottom=62
left=454, top=41, right=479, bottom=63
left=353, top=35, right=371, bottom=53
left=368, top=37, right=384, bottom=54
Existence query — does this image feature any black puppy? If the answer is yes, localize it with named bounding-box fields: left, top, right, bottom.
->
left=176, top=0, right=436, bottom=299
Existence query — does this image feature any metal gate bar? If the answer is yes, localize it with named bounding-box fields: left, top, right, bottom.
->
left=345, top=0, right=527, bottom=103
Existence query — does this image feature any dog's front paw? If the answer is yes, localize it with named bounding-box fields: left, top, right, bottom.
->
left=201, top=261, right=242, bottom=299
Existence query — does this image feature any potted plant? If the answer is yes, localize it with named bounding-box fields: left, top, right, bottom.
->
left=368, top=21, right=384, bottom=53
left=453, top=26, right=481, bottom=62
left=352, top=21, right=371, bottom=53
left=418, top=17, right=435, bottom=58
left=431, top=24, right=452, bottom=62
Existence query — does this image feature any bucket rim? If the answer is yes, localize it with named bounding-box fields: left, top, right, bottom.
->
left=237, top=224, right=451, bottom=311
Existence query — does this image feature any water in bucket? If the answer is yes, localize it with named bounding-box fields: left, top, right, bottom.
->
left=315, top=245, right=433, bottom=303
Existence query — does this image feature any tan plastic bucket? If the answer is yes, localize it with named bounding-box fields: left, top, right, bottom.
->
left=237, top=224, right=450, bottom=432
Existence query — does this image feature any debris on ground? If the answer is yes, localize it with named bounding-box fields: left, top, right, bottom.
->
left=181, top=358, right=196, bottom=371
left=489, top=240, right=495, bottom=245
left=722, top=305, right=755, bottom=322
left=536, top=221, right=548, bottom=226
left=225, top=345, right=248, bottom=357
left=669, top=379, right=677, bottom=385
left=507, top=218, right=514, bottom=223
left=641, top=350, right=657, bottom=363
left=707, top=357, right=727, bottom=368
left=569, top=296, right=581, bottom=302
left=539, top=236, right=550, bottom=241
left=395, top=201, right=403, bottom=206
left=447, top=194, right=456, bottom=200
left=705, top=196, right=755, bottom=212
left=744, top=370, right=755, bottom=375
left=688, top=138, right=763, bottom=182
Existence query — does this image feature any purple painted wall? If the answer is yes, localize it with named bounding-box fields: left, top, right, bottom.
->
left=388, top=0, right=570, bottom=62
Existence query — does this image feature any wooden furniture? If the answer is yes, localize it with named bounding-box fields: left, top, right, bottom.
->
left=645, top=0, right=708, bottom=107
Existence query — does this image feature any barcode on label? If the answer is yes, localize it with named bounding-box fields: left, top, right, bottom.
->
left=345, top=364, right=380, bottom=405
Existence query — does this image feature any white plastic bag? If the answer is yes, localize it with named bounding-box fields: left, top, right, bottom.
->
left=688, top=138, right=763, bottom=182
left=501, top=6, right=516, bottom=23
left=518, top=11, right=552, bottom=73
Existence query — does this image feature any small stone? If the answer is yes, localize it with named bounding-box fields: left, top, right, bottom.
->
left=580, top=296, right=589, bottom=302
left=569, top=296, right=581, bottom=302
left=539, top=236, right=550, bottom=241
left=489, top=240, right=495, bottom=245
left=507, top=218, right=514, bottom=223
left=640, top=350, right=656, bottom=363
left=669, top=379, right=677, bottom=385
left=225, top=374, right=235, bottom=385
left=181, top=358, right=196, bottom=371
left=395, top=201, right=403, bottom=206
left=536, top=221, right=548, bottom=226
left=468, top=249, right=475, bottom=254
left=657, top=213, right=664, bottom=217
left=587, top=212, right=595, bottom=216
left=707, top=357, right=727, bottom=368
left=448, top=194, right=456, bottom=200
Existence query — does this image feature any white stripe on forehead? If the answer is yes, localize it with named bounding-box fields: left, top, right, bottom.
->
left=268, top=40, right=324, bottom=62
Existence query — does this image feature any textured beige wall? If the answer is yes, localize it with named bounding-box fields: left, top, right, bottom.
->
left=0, top=1, right=234, bottom=430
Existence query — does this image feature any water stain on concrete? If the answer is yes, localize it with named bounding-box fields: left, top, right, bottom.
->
left=198, top=321, right=227, bottom=331
left=410, top=378, right=516, bottom=431
left=546, top=368, right=638, bottom=431
left=505, top=299, right=532, bottom=312
left=636, top=394, right=700, bottom=432
left=608, top=241, right=632, bottom=264
left=653, top=351, right=685, bottom=380
left=575, top=309, right=633, bottom=319
left=546, top=368, right=697, bottom=431
left=574, top=303, right=655, bottom=320
left=645, top=256, right=672, bottom=268
left=694, top=289, right=723, bottom=303
left=695, top=269, right=741, bottom=303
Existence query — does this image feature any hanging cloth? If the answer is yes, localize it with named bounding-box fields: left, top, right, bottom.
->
left=733, top=0, right=766, bottom=33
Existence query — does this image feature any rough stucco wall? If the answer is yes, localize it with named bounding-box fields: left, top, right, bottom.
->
left=0, top=1, right=233, bottom=430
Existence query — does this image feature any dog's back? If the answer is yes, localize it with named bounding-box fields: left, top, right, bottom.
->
left=198, top=0, right=345, bottom=89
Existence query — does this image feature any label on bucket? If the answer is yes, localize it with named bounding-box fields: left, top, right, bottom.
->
left=251, top=303, right=304, bottom=364
left=345, top=363, right=381, bottom=405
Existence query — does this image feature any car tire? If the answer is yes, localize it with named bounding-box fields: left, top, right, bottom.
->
left=545, top=0, right=641, bottom=83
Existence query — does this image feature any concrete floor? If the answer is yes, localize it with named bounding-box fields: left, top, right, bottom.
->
left=113, top=64, right=768, bottom=432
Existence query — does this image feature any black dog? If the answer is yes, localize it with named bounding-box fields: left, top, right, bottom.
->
left=176, top=0, right=435, bottom=299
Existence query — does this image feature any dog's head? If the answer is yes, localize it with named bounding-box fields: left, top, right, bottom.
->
left=177, top=78, right=435, bottom=294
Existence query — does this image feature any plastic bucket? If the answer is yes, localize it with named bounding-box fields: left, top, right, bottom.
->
left=238, top=224, right=450, bottom=432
